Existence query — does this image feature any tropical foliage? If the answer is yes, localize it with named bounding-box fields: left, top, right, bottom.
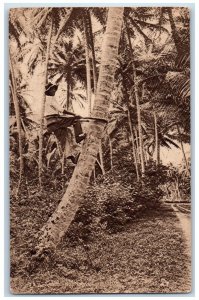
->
left=9, top=6, right=190, bottom=280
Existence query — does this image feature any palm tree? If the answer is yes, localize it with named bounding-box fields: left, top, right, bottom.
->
left=38, top=19, right=53, bottom=188
left=83, top=14, right=92, bottom=116
left=9, top=9, right=28, bottom=193
left=34, top=7, right=124, bottom=253
left=153, top=106, right=159, bottom=166
left=87, top=10, right=98, bottom=94
left=9, top=52, right=24, bottom=190
left=125, top=20, right=145, bottom=177
left=127, top=105, right=140, bottom=181
left=22, top=8, right=72, bottom=187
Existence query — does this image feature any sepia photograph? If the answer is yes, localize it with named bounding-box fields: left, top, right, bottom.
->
left=9, top=6, right=191, bottom=294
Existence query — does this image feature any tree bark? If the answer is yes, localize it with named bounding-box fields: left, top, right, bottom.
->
left=9, top=52, right=24, bottom=182
left=135, top=84, right=145, bottom=176
left=83, top=14, right=92, bottom=116
left=36, top=7, right=124, bottom=252
left=38, top=19, right=53, bottom=188
left=127, top=107, right=140, bottom=181
left=109, top=135, right=113, bottom=169
left=87, top=10, right=98, bottom=94
left=125, top=21, right=145, bottom=176
left=66, top=79, right=70, bottom=110
left=99, top=141, right=105, bottom=175
left=134, top=126, right=140, bottom=164
left=153, top=107, right=160, bottom=166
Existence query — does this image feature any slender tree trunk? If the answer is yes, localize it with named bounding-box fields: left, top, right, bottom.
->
left=9, top=52, right=24, bottom=185
left=157, top=138, right=160, bottom=165
left=177, top=125, right=190, bottom=175
left=93, top=166, right=96, bottom=180
left=134, top=126, right=140, bottom=164
left=143, top=146, right=148, bottom=167
left=145, top=150, right=148, bottom=166
left=83, top=15, right=92, bottom=116
left=125, top=22, right=145, bottom=176
left=66, top=79, right=70, bottom=110
left=109, top=135, right=113, bottom=169
left=35, top=8, right=124, bottom=253
left=153, top=107, right=160, bottom=166
left=86, top=11, right=105, bottom=174
left=38, top=19, right=53, bottom=188
left=87, top=10, right=98, bottom=94
left=127, top=108, right=139, bottom=181
left=99, top=141, right=105, bottom=175
left=96, top=157, right=104, bottom=174
left=84, top=10, right=99, bottom=177
left=135, top=84, right=145, bottom=176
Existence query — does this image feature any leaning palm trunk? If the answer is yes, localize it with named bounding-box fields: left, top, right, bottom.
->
left=9, top=52, right=24, bottom=188
left=35, top=8, right=124, bottom=252
left=38, top=19, right=53, bottom=188
left=83, top=14, right=92, bottom=116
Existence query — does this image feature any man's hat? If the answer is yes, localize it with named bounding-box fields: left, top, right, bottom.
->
left=45, top=83, right=58, bottom=95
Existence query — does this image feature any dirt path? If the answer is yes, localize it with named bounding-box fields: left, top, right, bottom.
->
left=171, top=204, right=191, bottom=255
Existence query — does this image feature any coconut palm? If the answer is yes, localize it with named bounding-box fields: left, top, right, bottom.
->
left=27, top=8, right=72, bottom=187
left=34, top=7, right=124, bottom=253
left=9, top=53, right=24, bottom=188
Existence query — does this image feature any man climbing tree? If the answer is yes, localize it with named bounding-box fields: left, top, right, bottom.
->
left=34, top=7, right=124, bottom=256
left=44, top=82, right=86, bottom=144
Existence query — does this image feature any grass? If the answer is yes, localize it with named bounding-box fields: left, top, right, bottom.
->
left=10, top=182, right=191, bottom=294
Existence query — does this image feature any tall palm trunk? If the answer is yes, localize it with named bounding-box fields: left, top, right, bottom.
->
left=125, top=22, right=145, bottom=176
left=85, top=10, right=105, bottom=174
left=35, top=8, right=124, bottom=253
left=85, top=10, right=105, bottom=176
left=9, top=52, right=24, bottom=182
left=66, top=78, right=70, bottom=110
left=143, top=147, right=148, bottom=166
left=153, top=107, right=160, bottom=166
left=127, top=107, right=140, bottom=181
left=177, top=125, right=190, bottom=175
left=99, top=140, right=105, bottom=175
left=134, top=126, right=140, bottom=164
left=135, top=85, right=145, bottom=176
left=109, top=135, right=113, bottom=169
left=38, top=19, right=53, bottom=188
left=87, top=10, right=98, bottom=94
left=83, top=14, right=92, bottom=116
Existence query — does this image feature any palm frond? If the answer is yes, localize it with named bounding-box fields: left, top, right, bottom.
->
left=165, top=71, right=190, bottom=103
left=163, top=137, right=180, bottom=148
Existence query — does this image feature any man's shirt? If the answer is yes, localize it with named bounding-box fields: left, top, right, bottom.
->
left=44, top=96, right=64, bottom=116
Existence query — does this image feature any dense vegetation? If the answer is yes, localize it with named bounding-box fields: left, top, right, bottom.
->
left=9, top=7, right=191, bottom=294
